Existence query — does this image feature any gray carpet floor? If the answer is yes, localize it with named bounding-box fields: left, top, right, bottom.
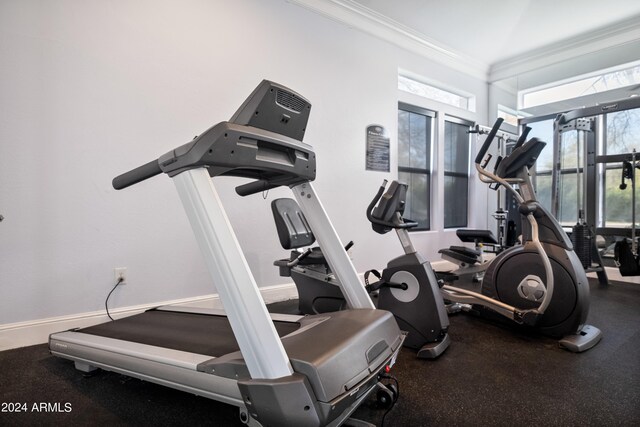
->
left=1, top=278, right=638, bottom=426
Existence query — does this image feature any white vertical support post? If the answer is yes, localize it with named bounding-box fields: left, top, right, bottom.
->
left=292, top=182, right=375, bottom=309
left=173, top=169, right=293, bottom=380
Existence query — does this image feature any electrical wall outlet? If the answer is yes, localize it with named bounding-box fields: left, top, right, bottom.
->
left=114, top=267, right=127, bottom=284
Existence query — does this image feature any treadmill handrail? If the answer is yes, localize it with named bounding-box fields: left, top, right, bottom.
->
left=113, top=122, right=317, bottom=193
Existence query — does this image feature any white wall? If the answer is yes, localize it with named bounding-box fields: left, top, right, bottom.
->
left=0, top=0, right=488, bottom=326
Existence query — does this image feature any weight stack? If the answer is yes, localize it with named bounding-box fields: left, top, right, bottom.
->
left=571, top=223, right=591, bottom=269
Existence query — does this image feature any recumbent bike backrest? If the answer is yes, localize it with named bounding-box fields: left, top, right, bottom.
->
left=271, top=198, right=315, bottom=250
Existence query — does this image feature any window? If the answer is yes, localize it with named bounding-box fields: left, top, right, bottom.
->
left=521, top=61, right=640, bottom=109
left=398, top=73, right=476, bottom=112
left=606, top=109, right=640, bottom=155
left=600, top=166, right=638, bottom=228
left=529, top=119, right=554, bottom=211
left=443, top=117, right=471, bottom=228
left=525, top=95, right=640, bottom=235
left=497, top=104, right=528, bottom=127
left=398, top=103, right=433, bottom=230
left=529, top=118, right=581, bottom=225
left=600, top=108, right=640, bottom=228
left=555, top=130, right=581, bottom=225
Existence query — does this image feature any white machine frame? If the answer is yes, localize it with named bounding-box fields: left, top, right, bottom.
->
left=50, top=169, right=390, bottom=425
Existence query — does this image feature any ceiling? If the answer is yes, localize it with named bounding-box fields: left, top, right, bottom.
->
left=289, top=0, right=640, bottom=83
left=351, top=0, right=640, bottom=66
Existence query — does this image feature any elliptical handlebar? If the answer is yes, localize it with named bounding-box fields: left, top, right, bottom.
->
left=514, top=126, right=532, bottom=149
left=474, top=118, right=504, bottom=165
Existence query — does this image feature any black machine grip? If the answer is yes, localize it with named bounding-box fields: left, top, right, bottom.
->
left=366, top=180, right=388, bottom=224
left=475, top=118, right=504, bottom=165
left=112, top=159, right=162, bottom=190
left=235, top=180, right=280, bottom=196
left=295, top=248, right=313, bottom=263
left=402, top=219, right=419, bottom=228
left=366, top=180, right=418, bottom=229
left=514, top=126, right=531, bottom=149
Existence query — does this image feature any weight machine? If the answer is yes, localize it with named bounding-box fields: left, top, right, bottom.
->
left=528, top=96, right=640, bottom=281
left=613, top=149, right=640, bottom=275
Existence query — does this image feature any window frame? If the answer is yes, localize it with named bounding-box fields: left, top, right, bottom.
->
left=520, top=114, right=557, bottom=211
left=398, top=72, right=476, bottom=112
left=397, top=102, right=435, bottom=231
left=523, top=114, right=590, bottom=227
left=443, top=115, right=473, bottom=229
left=599, top=108, right=640, bottom=230
left=519, top=60, right=640, bottom=110
left=548, top=129, right=582, bottom=226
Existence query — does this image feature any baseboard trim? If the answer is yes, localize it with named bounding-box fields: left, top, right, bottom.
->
left=0, top=282, right=298, bottom=352
left=587, top=266, right=640, bottom=284
left=5, top=263, right=629, bottom=352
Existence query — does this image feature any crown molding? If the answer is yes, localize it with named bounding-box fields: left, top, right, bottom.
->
left=286, top=1, right=640, bottom=87
left=286, top=0, right=490, bottom=80
left=489, top=14, right=640, bottom=83
left=490, top=78, right=518, bottom=95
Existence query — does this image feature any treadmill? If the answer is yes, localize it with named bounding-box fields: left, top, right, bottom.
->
left=49, top=80, right=406, bottom=427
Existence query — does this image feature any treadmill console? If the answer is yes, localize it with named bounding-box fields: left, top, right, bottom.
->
left=230, top=80, right=311, bottom=142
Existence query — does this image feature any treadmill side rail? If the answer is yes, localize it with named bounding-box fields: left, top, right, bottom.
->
left=49, top=331, right=244, bottom=407
left=174, top=169, right=294, bottom=380
left=293, top=182, right=375, bottom=310
left=50, top=331, right=213, bottom=369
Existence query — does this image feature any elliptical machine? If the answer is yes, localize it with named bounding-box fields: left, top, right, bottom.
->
left=441, top=118, right=602, bottom=352
left=438, top=127, right=532, bottom=283
left=272, top=180, right=450, bottom=359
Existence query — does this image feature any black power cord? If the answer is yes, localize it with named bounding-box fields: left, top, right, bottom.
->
left=105, top=278, right=124, bottom=320
left=380, top=374, right=400, bottom=427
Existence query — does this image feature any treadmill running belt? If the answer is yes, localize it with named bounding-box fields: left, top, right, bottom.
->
left=78, top=309, right=300, bottom=358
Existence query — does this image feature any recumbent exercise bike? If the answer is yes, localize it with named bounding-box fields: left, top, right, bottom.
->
left=272, top=180, right=450, bottom=359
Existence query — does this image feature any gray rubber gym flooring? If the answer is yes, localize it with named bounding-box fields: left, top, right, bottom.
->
left=1, top=278, right=638, bottom=426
